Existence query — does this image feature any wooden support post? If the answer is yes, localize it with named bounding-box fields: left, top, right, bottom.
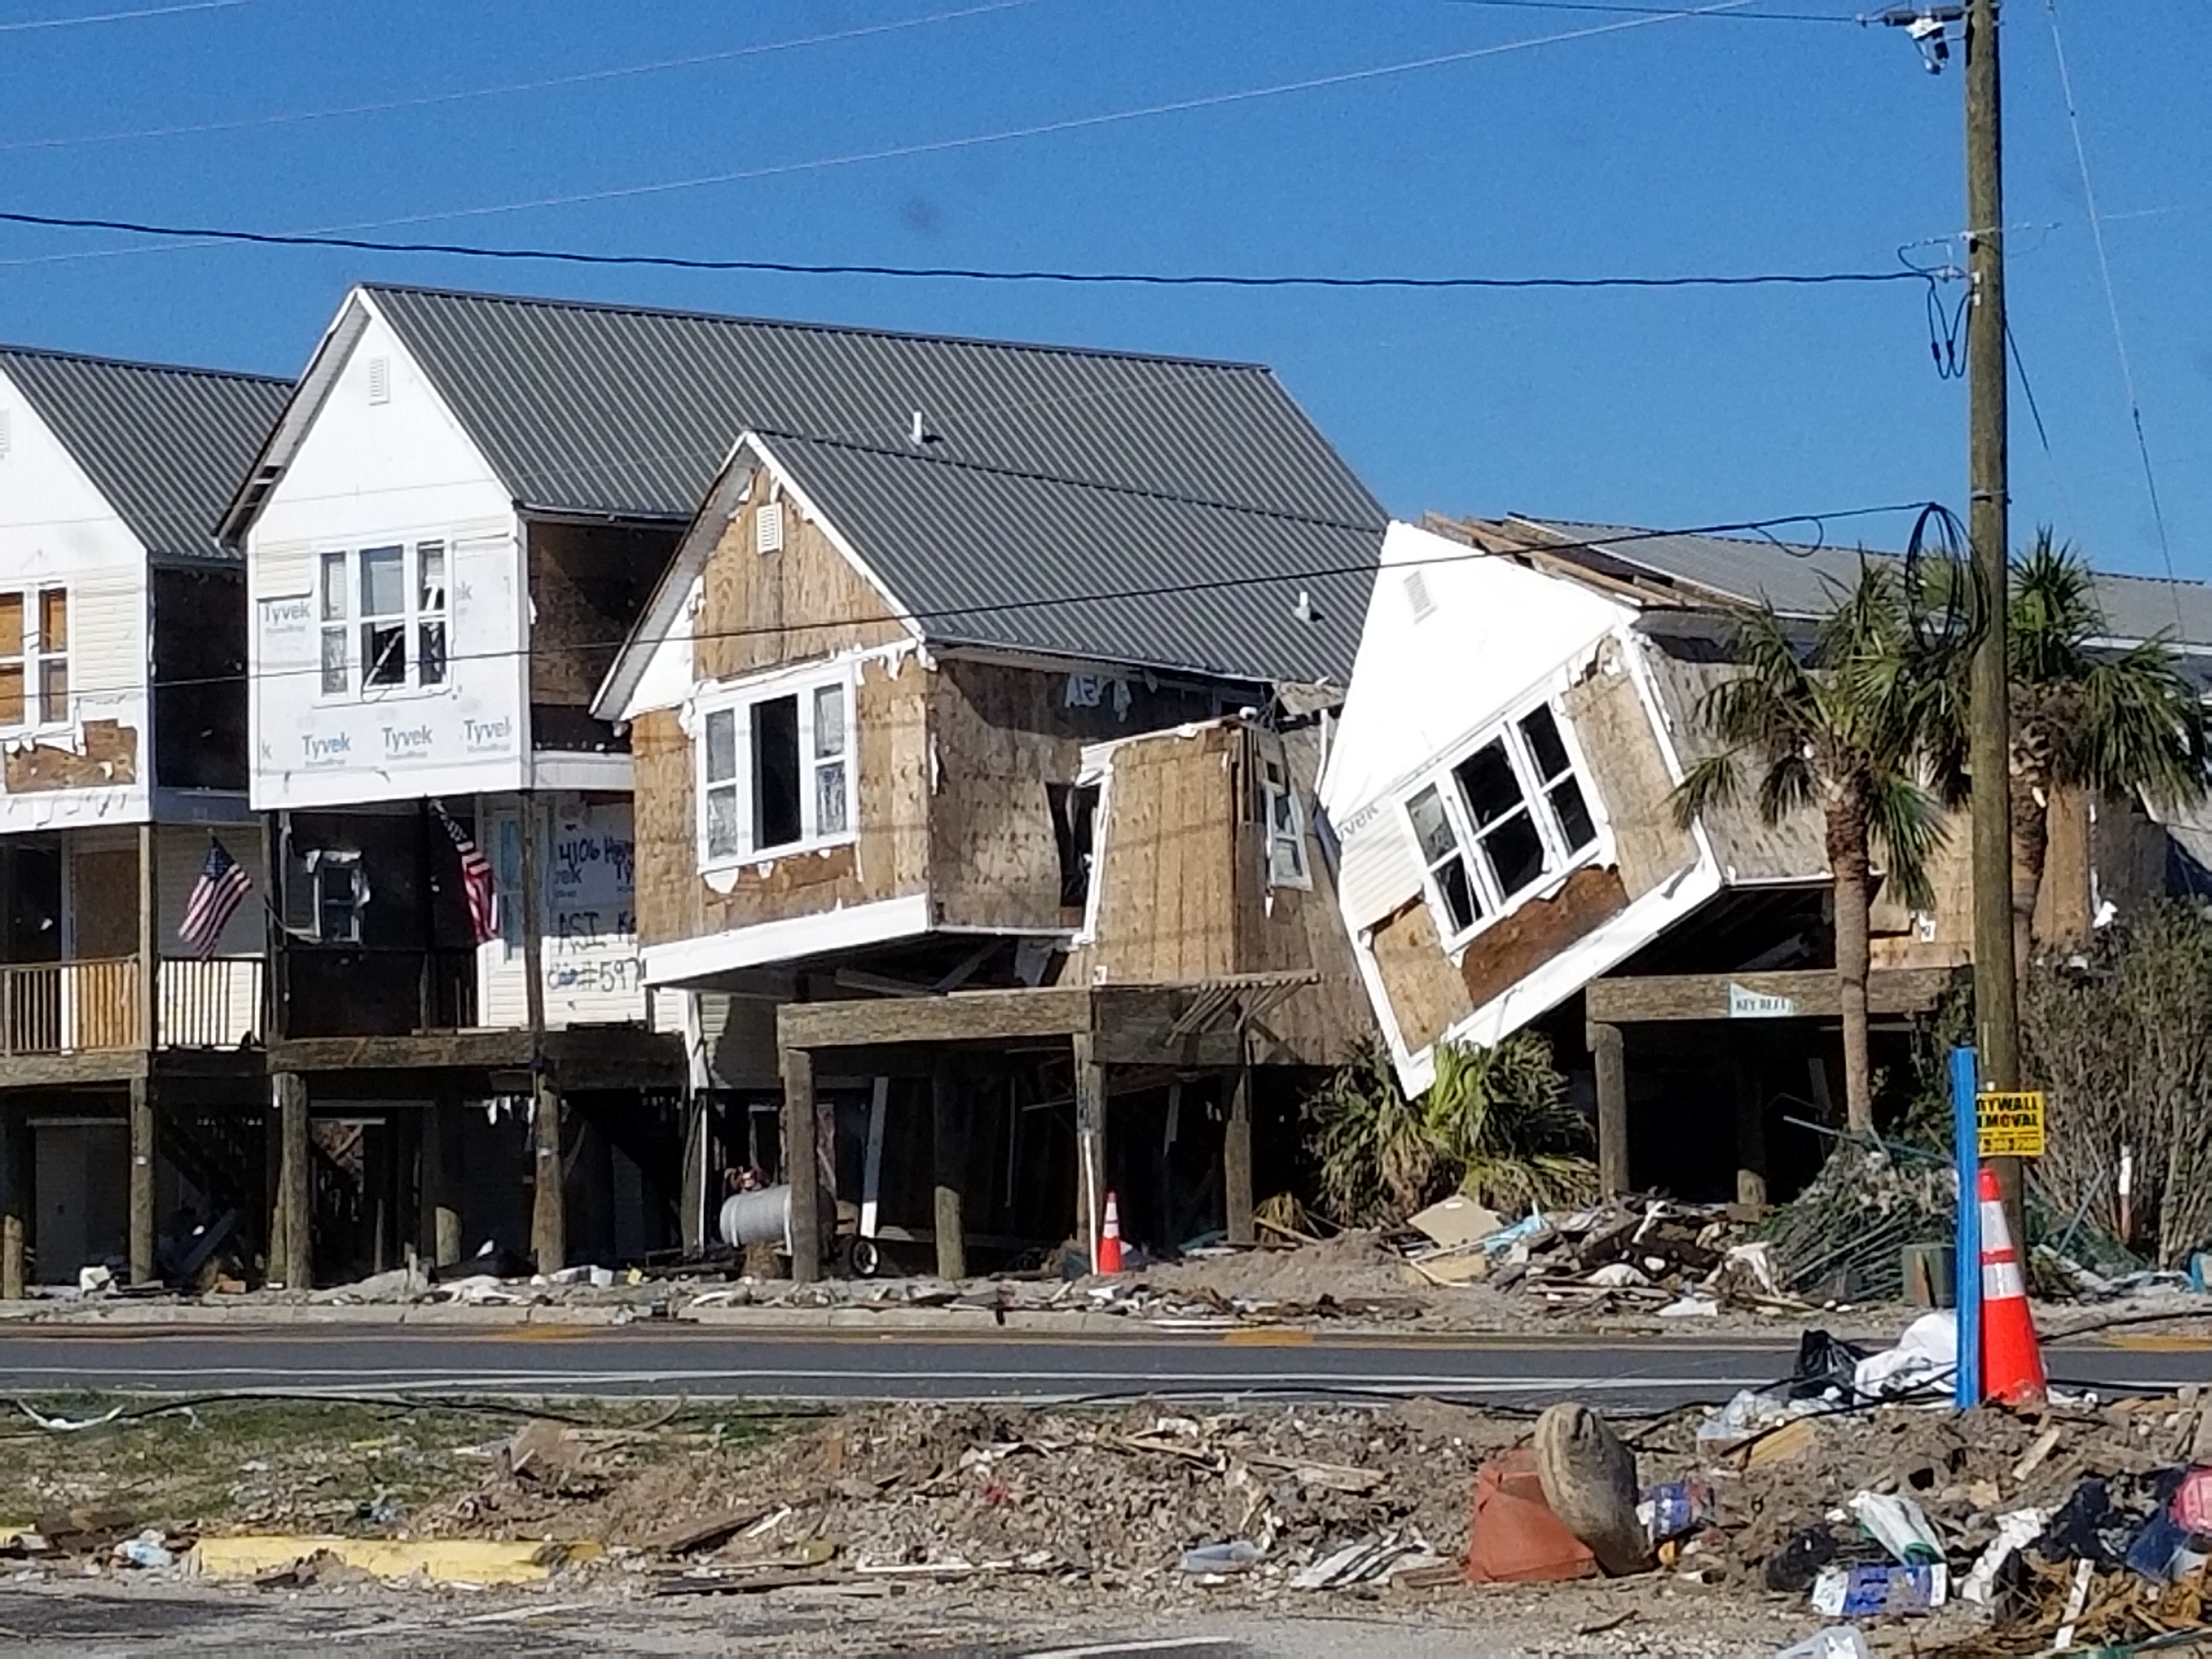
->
left=2, top=1101, right=31, bottom=1300
left=1073, top=1031, right=1105, bottom=1264
left=425, top=1094, right=462, bottom=1268
left=274, top=1070, right=312, bottom=1290
left=530, top=1076, right=566, bottom=1274
left=1224, top=1060, right=1255, bottom=1249
left=128, top=1076, right=156, bottom=1285
left=1589, top=1022, right=1630, bottom=1198
left=1732, top=1051, right=1769, bottom=1212
left=932, top=1061, right=967, bottom=1282
left=131, top=821, right=156, bottom=1286
left=782, top=1046, right=821, bottom=1284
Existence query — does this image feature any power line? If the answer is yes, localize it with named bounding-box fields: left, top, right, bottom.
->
left=0, top=1, right=1762, bottom=268
left=58, top=503, right=1939, bottom=700
left=2041, top=0, right=2183, bottom=631
left=0, top=206, right=1936, bottom=292
left=0, top=0, right=1044, bottom=155
left=1435, top=0, right=1854, bottom=20
left=0, top=0, right=251, bottom=30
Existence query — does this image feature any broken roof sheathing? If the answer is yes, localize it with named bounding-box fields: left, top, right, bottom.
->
left=0, top=345, right=289, bottom=563
left=1512, top=517, right=2212, bottom=654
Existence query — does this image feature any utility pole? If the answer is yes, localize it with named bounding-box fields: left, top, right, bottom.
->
left=1883, top=1, right=2023, bottom=1246
left=1962, top=0, right=2024, bottom=1245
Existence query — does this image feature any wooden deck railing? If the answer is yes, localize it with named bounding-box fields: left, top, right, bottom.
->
left=0, top=958, right=139, bottom=1057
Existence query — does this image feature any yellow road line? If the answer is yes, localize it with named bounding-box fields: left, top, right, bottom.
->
left=1222, top=1329, right=1313, bottom=1347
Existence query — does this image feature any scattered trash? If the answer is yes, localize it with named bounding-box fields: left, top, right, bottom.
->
left=1640, top=1480, right=1713, bottom=1545
left=1808, top=1561, right=1947, bottom=1616
left=1959, top=1507, right=2046, bottom=1605
left=1847, top=1491, right=1945, bottom=1565
left=1773, top=1626, right=1874, bottom=1659
left=1465, top=1448, right=1597, bottom=1585
left=112, top=1530, right=172, bottom=1570
left=1178, top=1540, right=1262, bottom=1575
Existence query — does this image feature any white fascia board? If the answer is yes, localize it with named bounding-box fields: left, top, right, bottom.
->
left=640, top=891, right=934, bottom=988
left=595, top=445, right=755, bottom=724
left=218, top=293, right=373, bottom=546
left=1389, top=852, right=1726, bottom=1097
left=529, top=751, right=634, bottom=793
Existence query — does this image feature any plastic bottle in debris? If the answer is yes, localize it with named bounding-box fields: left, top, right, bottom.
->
left=1641, top=1480, right=1712, bottom=1544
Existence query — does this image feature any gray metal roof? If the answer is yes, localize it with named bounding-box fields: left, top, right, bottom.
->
left=0, top=346, right=289, bottom=563
left=366, top=284, right=1385, bottom=534
left=759, top=430, right=1374, bottom=685
left=1523, top=518, right=2212, bottom=653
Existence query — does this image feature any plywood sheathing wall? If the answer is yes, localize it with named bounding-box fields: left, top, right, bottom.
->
left=1559, top=637, right=1697, bottom=900
left=1084, top=722, right=1243, bottom=983
left=695, top=471, right=909, bottom=685
left=628, top=654, right=931, bottom=947
left=1368, top=897, right=1472, bottom=1056
left=926, top=658, right=1224, bottom=935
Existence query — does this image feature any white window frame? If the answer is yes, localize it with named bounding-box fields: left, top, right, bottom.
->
left=0, top=584, right=70, bottom=733
left=1260, top=755, right=1311, bottom=890
left=696, top=663, right=857, bottom=870
left=309, top=849, right=366, bottom=945
left=315, top=540, right=450, bottom=702
left=1401, top=696, right=1604, bottom=950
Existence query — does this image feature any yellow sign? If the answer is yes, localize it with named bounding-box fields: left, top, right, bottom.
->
left=1977, top=1091, right=2047, bottom=1158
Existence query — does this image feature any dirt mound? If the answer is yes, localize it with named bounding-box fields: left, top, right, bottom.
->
left=1132, top=1231, right=1425, bottom=1304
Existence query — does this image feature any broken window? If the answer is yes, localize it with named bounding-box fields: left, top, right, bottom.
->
left=315, top=543, right=449, bottom=697
left=1047, top=780, right=1099, bottom=907
left=1518, top=704, right=1596, bottom=855
left=1409, top=785, right=1481, bottom=935
left=0, top=587, right=67, bottom=729
left=697, top=673, right=855, bottom=866
left=1261, top=756, right=1310, bottom=888
left=1406, top=697, right=1605, bottom=946
left=313, top=851, right=365, bottom=945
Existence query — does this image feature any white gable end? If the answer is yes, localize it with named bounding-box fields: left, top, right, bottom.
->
left=246, top=296, right=525, bottom=810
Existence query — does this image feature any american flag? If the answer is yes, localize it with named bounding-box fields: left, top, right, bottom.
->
left=178, top=837, right=251, bottom=959
left=440, top=808, right=500, bottom=946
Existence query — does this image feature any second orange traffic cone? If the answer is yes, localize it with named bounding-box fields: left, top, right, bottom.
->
left=1977, top=1167, right=2047, bottom=1406
left=1096, top=1190, right=1125, bottom=1275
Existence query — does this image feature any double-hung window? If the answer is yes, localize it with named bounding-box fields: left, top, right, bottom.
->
left=0, top=587, right=66, bottom=728
left=1406, top=699, right=1601, bottom=946
left=319, top=542, right=449, bottom=696
left=699, top=672, right=854, bottom=866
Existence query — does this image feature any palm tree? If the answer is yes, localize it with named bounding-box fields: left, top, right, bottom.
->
left=2002, top=531, right=2207, bottom=975
left=1672, top=560, right=1963, bottom=1135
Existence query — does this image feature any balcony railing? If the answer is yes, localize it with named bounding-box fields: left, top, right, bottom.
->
left=0, top=957, right=265, bottom=1057
left=159, top=957, right=263, bottom=1050
left=0, top=958, right=138, bottom=1057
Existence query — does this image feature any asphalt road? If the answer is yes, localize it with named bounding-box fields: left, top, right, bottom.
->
left=0, top=1323, right=2196, bottom=1407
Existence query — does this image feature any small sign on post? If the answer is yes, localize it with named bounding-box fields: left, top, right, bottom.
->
left=1976, top=1091, right=2047, bottom=1159
left=1727, top=982, right=1797, bottom=1019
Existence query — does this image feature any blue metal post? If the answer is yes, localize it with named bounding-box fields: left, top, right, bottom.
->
left=1951, top=1045, right=1982, bottom=1409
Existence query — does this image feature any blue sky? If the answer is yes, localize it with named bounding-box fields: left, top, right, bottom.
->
left=1, top=0, right=2206, bottom=580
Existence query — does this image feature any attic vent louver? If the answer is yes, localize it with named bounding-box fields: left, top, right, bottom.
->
left=1403, top=568, right=1436, bottom=622
left=366, top=356, right=392, bottom=405
left=755, top=501, right=786, bottom=555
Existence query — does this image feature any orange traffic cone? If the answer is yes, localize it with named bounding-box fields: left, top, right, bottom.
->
left=1977, top=1167, right=2047, bottom=1406
left=1096, top=1190, right=1125, bottom=1275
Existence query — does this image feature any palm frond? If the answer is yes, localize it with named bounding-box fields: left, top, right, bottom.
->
left=1864, top=769, right=1949, bottom=914
left=1672, top=752, right=1740, bottom=831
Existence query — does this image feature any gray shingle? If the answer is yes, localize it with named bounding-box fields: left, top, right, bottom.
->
left=1526, top=518, right=2212, bottom=652
left=0, top=347, right=289, bottom=563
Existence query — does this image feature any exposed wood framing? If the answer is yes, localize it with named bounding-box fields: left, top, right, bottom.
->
left=782, top=1045, right=821, bottom=1284
left=1589, top=1021, right=1629, bottom=1197
left=274, top=1070, right=312, bottom=1290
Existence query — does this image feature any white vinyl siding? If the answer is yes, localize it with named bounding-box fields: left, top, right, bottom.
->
left=476, top=794, right=646, bottom=1030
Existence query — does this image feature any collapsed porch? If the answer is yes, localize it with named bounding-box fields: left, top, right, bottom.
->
left=773, top=973, right=1317, bottom=1284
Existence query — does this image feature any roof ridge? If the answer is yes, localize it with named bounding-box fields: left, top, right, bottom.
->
left=753, top=426, right=1387, bottom=536
left=362, top=281, right=1273, bottom=373
left=0, top=342, right=287, bottom=386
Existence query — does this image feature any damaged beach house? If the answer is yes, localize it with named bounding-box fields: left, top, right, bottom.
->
left=1321, top=515, right=2212, bottom=1210
left=0, top=345, right=290, bottom=1291
left=592, top=345, right=1386, bottom=1279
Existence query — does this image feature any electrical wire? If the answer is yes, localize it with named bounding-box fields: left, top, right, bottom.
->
left=0, top=205, right=1939, bottom=292
left=0, top=0, right=1046, bottom=155
left=0, top=1, right=1764, bottom=268
left=1434, top=0, right=1855, bottom=19
left=41, top=503, right=1939, bottom=701
left=2042, top=0, right=2185, bottom=635
left=0, top=0, right=251, bottom=29
left=2004, top=319, right=2081, bottom=545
